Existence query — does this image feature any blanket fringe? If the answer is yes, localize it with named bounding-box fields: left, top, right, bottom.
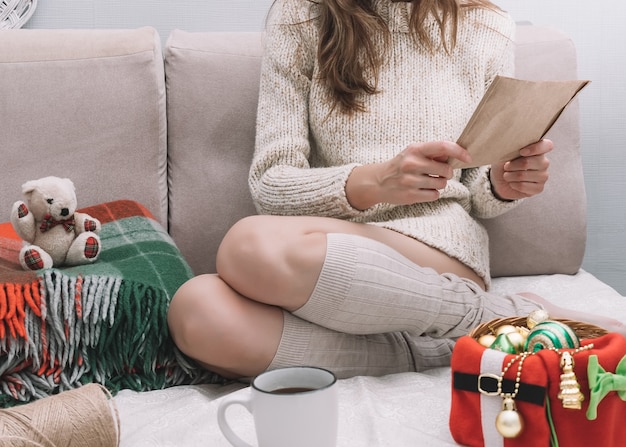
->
left=1, top=270, right=220, bottom=407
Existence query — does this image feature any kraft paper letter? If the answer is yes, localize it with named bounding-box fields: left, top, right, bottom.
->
left=450, top=76, right=589, bottom=169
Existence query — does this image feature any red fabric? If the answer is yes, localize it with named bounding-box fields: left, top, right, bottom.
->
left=538, top=333, right=626, bottom=447
left=450, top=336, right=489, bottom=447
left=451, top=333, right=626, bottom=447
left=450, top=336, right=551, bottom=447
left=80, top=200, right=154, bottom=225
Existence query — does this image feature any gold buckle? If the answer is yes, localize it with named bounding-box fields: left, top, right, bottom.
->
left=477, top=373, right=501, bottom=396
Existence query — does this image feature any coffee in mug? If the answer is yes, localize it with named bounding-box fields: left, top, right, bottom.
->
left=217, top=366, right=338, bottom=447
left=269, top=386, right=315, bottom=394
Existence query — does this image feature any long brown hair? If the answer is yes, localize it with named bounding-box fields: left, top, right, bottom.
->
left=274, top=0, right=498, bottom=114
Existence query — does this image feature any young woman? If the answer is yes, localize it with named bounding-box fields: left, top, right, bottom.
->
left=167, top=0, right=567, bottom=380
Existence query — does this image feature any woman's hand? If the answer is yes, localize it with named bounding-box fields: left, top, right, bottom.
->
left=346, top=141, right=471, bottom=210
left=489, top=139, right=553, bottom=201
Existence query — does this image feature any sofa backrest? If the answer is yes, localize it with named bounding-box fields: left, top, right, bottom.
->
left=165, top=31, right=261, bottom=276
left=0, top=27, right=168, bottom=227
left=0, top=25, right=586, bottom=280
left=165, top=25, right=587, bottom=278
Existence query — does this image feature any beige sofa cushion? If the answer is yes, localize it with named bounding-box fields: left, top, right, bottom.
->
left=165, top=31, right=261, bottom=274
left=166, top=25, right=587, bottom=279
left=483, top=25, right=587, bottom=277
left=0, top=27, right=168, bottom=226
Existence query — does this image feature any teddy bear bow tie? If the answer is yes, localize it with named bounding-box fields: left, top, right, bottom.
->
left=39, top=214, right=76, bottom=233
left=586, top=354, right=626, bottom=420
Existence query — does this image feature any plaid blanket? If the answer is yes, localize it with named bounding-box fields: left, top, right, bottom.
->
left=0, top=200, right=222, bottom=407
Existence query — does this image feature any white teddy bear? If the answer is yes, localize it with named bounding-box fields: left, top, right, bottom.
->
left=10, top=176, right=102, bottom=271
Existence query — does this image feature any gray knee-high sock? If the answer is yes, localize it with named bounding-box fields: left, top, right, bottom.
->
left=268, top=311, right=455, bottom=379
left=293, top=233, right=541, bottom=339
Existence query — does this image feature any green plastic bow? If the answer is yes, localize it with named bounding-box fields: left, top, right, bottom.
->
left=586, top=354, right=626, bottom=420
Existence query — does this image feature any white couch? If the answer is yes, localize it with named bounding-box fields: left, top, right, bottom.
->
left=1, top=24, right=625, bottom=446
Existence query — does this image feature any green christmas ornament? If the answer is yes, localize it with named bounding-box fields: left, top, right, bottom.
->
left=490, top=333, right=518, bottom=354
left=524, top=320, right=580, bottom=352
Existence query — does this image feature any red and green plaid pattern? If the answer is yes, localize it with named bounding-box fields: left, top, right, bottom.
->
left=22, top=248, right=45, bottom=270
left=83, top=236, right=99, bottom=259
left=39, top=214, right=75, bottom=233
left=0, top=200, right=223, bottom=407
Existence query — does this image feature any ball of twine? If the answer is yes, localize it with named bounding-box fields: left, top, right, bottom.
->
left=0, top=384, right=119, bottom=447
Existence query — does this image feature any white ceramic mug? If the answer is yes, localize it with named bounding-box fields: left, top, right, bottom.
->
left=217, top=366, right=338, bottom=447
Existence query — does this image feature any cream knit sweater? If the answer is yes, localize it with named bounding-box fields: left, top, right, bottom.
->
left=250, top=0, right=520, bottom=285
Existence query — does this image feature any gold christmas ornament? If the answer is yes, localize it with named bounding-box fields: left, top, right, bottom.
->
left=505, top=331, right=526, bottom=352
left=493, top=351, right=530, bottom=438
left=516, top=326, right=530, bottom=339
left=478, top=334, right=497, bottom=348
left=527, top=309, right=550, bottom=329
left=495, top=397, right=524, bottom=438
left=495, top=324, right=518, bottom=336
left=557, top=351, right=585, bottom=410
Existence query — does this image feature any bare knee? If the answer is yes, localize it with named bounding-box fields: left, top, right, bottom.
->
left=216, top=216, right=327, bottom=308
left=167, top=273, right=284, bottom=377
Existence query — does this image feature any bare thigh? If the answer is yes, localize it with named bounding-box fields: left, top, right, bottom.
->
left=217, top=215, right=485, bottom=312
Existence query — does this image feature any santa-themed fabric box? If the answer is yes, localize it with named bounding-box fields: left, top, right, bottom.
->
left=450, top=324, right=626, bottom=447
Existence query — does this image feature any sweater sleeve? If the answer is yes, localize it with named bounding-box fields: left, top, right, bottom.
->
left=249, top=1, right=363, bottom=218
left=462, top=166, right=522, bottom=219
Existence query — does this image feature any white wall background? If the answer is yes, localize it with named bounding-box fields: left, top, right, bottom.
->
left=22, top=1, right=626, bottom=294
left=24, top=0, right=275, bottom=36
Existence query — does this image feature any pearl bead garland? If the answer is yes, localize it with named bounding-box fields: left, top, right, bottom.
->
left=493, top=344, right=594, bottom=438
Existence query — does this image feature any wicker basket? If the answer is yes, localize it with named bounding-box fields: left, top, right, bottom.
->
left=469, top=316, right=609, bottom=342
left=0, top=0, right=38, bottom=29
